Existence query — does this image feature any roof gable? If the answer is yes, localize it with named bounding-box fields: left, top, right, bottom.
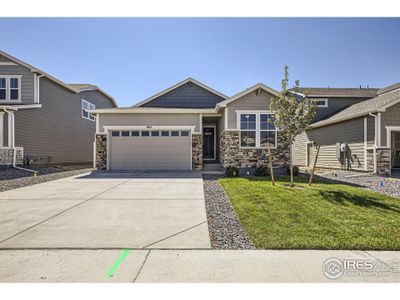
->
left=217, top=83, right=278, bottom=108
left=134, top=78, right=227, bottom=108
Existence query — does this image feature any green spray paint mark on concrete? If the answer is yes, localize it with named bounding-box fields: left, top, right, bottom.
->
left=106, top=249, right=131, bottom=278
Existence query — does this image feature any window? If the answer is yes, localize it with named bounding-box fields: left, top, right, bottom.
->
left=141, top=131, right=150, bottom=137
left=260, top=114, right=276, bottom=148
left=180, top=131, right=189, bottom=137
left=239, top=112, right=277, bottom=148
left=82, top=100, right=95, bottom=121
left=10, top=78, right=19, bottom=100
left=171, top=131, right=179, bottom=136
left=0, top=78, right=5, bottom=100
left=111, top=131, right=120, bottom=137
left=313, top=99, right=328, bottom=107
left=240, top=114, right=256, bottom=147
left=161, top=131, right=170, bottom=137
left=151, top=131, right=160, bottom=136
left=0, top=76, right=21, bottom=101
left=121, top=131, right=130, bottom=137
left=131, top=131, right=140, bottom=137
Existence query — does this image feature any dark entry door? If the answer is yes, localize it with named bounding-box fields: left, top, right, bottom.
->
left=392, top=131, right=400, bottom=169
left=203, top=127, right=215, bottom=160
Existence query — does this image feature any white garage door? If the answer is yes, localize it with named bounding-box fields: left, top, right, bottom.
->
left=109, top=130, right=192, bottom=170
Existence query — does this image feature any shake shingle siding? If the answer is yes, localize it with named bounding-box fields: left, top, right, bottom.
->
left=142, top=82, right=225, bottom=108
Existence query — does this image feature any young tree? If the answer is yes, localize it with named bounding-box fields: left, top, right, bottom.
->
left=270, top=65, right=316, bottom=187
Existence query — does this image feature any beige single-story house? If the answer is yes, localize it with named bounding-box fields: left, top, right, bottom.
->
left=92, top=78, right=399, bottom=176
left=91, top=78, right=290, bottom=173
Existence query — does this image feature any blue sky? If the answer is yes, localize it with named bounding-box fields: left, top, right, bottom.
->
left=1, top=18, right=399, bottom=107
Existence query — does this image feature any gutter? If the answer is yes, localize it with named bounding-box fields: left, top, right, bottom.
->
left=369, top=112, right=378, bottom=174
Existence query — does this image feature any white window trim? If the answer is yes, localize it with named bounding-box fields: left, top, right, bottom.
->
left=0, top=75, right=22, bottom=102
left=236, top=110, right=278, bottom=149
left=82, top=99, right=96, bottom=121
left=312, top=98, right=329, bottom=108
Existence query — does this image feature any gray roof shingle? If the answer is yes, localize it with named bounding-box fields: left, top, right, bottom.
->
left=311, top=88, right=400, bottom=128
left=291, top=87, right=379, bottom=98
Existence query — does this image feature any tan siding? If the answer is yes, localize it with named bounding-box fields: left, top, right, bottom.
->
left=217, top=110, right=225, bottom=135
left=226, top=90, right=274, bottom=129
left=306, top=118, right=366, bottom=170
left=14, top=78, right=114, bottom=164
left=293, top=132, right=310, bottom=166
left=99, top=113, right=201, bottom=133
left=381, top=102, right=400, bottom=147
left=367, top=115, right=375, bottom=147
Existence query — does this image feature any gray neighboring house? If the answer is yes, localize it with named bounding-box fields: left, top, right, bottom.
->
left=0, top=51, right=118, bottom=166
left=292, top=84, right=400, bottom=176
left=92, top=78, right=290, bottom=173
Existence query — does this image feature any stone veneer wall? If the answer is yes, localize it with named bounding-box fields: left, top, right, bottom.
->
left=0, top=148, right=23, bottom=165
left=220, top=131, right=290, bottom=173
left=366, top=148, right=391, bottom=176
left=192, top=134, right=203, bottom=170
left=96, top=134, right=107, bottom=170
left=376, top=148, right=391, bottom=176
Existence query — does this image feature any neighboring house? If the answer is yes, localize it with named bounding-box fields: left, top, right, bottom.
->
left=0, top=51, right=118, bottom=166
left=92, top=78, right=290, bottom=173
left=292, top=83, right=400, bottom=176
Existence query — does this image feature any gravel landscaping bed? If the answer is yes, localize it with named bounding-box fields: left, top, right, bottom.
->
left=0, top=165, right=94, bottom=192
left=308, top=170, right=400, bottom=199
left=203, top=174, right=255, bottom=249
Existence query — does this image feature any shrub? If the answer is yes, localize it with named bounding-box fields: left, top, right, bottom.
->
left=226, top=166, right=240, bottom=178
left=254, top=165, right=270, bottom=177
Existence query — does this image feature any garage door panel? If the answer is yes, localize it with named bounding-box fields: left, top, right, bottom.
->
left=110, top=134, right=191, bottom=171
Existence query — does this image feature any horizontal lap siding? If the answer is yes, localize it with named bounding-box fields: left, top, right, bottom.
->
left=307, top=118, right=366, bottom=170
left=227, top=90, right=274, bottom=129
left=15, top=78, right=114, bottom=164
left=381, top=102, right=400, bottom=147
left=0, top=55, right=34, bottom=104
left=312, top=97, right=369, bottom=122
left=99, top=113, right=201, bottom=133
left=293, top=132, right=309, bottom=166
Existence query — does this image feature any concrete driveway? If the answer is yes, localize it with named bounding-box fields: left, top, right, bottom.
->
left=0, top=171, right=210, bottom=249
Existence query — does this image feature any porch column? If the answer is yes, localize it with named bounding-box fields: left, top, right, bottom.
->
left=7, top=111, right=15, bottom=148
left=0, top=111, right=3, bottom=147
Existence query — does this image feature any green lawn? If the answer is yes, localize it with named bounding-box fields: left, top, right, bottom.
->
left=219, top=176, right=400, bottom=250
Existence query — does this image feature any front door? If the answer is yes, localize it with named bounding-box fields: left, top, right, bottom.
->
left=392, top=131, right=400, bottom=169
left=203, top=127, right=215, bottom=160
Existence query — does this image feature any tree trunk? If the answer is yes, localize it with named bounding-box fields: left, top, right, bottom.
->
left=309, top=145, right=321, bottom=186
left=268, top=144, right=275, bottom=186
left=290, top=143, right=294, bottom=187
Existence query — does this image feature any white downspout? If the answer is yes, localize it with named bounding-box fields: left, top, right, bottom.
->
left=369, top=112, right=378, bottom=173
left=3, top=107, right=38, bottom=175
left=36, top=74, right=45, bottom=104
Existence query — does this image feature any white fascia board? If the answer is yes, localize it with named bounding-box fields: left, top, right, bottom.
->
left=218, top=83, right=278, bottom=108
left=89, top=108, right=218, bottom=114
left=0, top=104, right=42, bottom=110
left=104, top=125, right=197, bottom=133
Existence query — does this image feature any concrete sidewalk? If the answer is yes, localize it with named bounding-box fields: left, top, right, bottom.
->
left=0, top=249, right=399, bottom=282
